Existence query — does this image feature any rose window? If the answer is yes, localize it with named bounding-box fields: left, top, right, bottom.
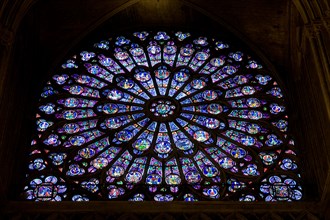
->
left=23, top=31, right=302, bottom=202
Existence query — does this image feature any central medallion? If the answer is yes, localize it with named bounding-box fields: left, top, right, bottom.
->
left=146, top=97, right=180, bottom=121
left=151, top=100, right=175, bottom=117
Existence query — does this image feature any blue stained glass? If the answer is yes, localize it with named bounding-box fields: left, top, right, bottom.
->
left=154, top=32, right=170, bottom=40
left=155, top=141, right=171, bottom=154
left=37, top=119, right=53, bottom=132
left=196, top=52, right=210, bottom=61
left=207, top=103, right=223, bottom=114
left=69, top=136, right=86, bottom=146
left=280, top=158, right=297, bottom=171
left=29, top=158, right=46, bottom=171
left=174, top=69, right=190, bottom=82
left=25, top=31, right=301, bottom=202
left=135, top=69, right=151, bottom=82
left=211, top=70, right=228, bottom=83
left=148, top=157, right=163, bottom=176
left=104, top=117, right=122, bottom=129
left=73, top=74, right=107, bottom=88
left=267, top=87, right=283, bottom=98
left=223, top=130, right=261, bottom=148
left=181, top=105, right=195, bottom=112
left=94, top=40, right=109, bottom=50
left=148, top=44, right=161, bottom=55
left=106, top=89, right=123, bottom=100
left=133, top=139, right=151, bottom=151
left=53, top=74, right=69, bottom=85
left=215, top=41, right=229, bottom=50
left=239, top=195, right=256, bottom=201
left=67, top=164, right=85, bottom=176
left=43, top=134, right=60, bottom=146
left=177, top=46, right=194, bottom=67
left=72, top=195, right=89, bottom=201
left=88, top=148, right=120, bottom=173
left=163, top=42, right=177, bottom=66
left=175, top=32, right=191, bottom=41
left=193, top=130, right=210, bottom=142
left=222, top=65, right=237, bottom=75
left=49, top=153, right=67, bottom=166
left=270, top=103, right=285, bottom=114
left=78, top=147, right=96, bottom=159
left=155, top=66, right=170, bottom=79
left=115, top=36, right=130, bottom=46
left=166, top=174, right=181, bottom=185
left=180, top=47, right=194, bottom=56
left=102, top=103, right=119, bottom=114
left=259, top=152, right=277, bottom=166
left=211, top=57, right=225, bottom=67
left=229, top=51, right=243, bottom=61
left=154, top=194, right=174, bottom=202
left=108, top=186, right=125, bottom=199
left=256, top=75, right=272, bottom=85
left=62, top=60, right=78, bottom=69
left=189, top=50, right=210, bottom=71
left=185, top=171, right=202, bottom=184
left=64, top=85, right=100, bottom=98
left=129, top=194, right=145, bottom=201
left=190, top=78, right=206, bottom=90
left=41, top=86, right=57, bottom=98
left=146, top=174, right=162, bottom=185
left=202, top=90, right=217, bottom=101
left=265, top=134, right=283, bottom=146
left=118, top=79, right=135, bottom=89
left=39, top=103, right=55, bottom=115
left=219, top=157, right=235, bottom=169
left=80, top=51, right=95, bottom=61
left=126, top=158, right=147, bottom=183
left=204, top=118, right=221, bottom=129
left=175, top=138, right=194, bottom=151
left=83, top=65, right=113, bottom=83
left=169, top=122, right=179, bottom=131
left=246, top=60, right=262, bottom=69
left=117, top=130, right=133, bottom=142
left=184, top=194, right=197, bottom=201
left=130, top=46, right=148, bottom=66
left=204, top=187, right=220, bottom=199
left=193, top=37, right=208, bottom=46
left=273, top=119, right=288, bottom=132
left=230, top=148, right=246, bottom=159
left=115, top=50, right=136, bottom=71
left=133, top=31, right=149, bottom=41
left=59, top=109, right=95, bottom=120
left=147, top=42, right=161, bottom=66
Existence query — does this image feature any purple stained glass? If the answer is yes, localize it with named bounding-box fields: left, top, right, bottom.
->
left=23, top=31, right=302, bottom=202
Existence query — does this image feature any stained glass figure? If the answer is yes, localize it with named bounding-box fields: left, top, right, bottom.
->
left=23, top=31, right=302, bottom=201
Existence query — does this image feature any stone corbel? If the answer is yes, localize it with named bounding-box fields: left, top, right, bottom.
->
left=0, top=24, right=14, bottom=47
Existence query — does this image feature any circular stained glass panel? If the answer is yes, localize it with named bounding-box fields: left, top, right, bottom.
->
left=24, top=31, right=302, bottom=202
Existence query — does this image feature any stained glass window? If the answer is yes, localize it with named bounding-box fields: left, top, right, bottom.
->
left=23, top=31, right=302, bottom=202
